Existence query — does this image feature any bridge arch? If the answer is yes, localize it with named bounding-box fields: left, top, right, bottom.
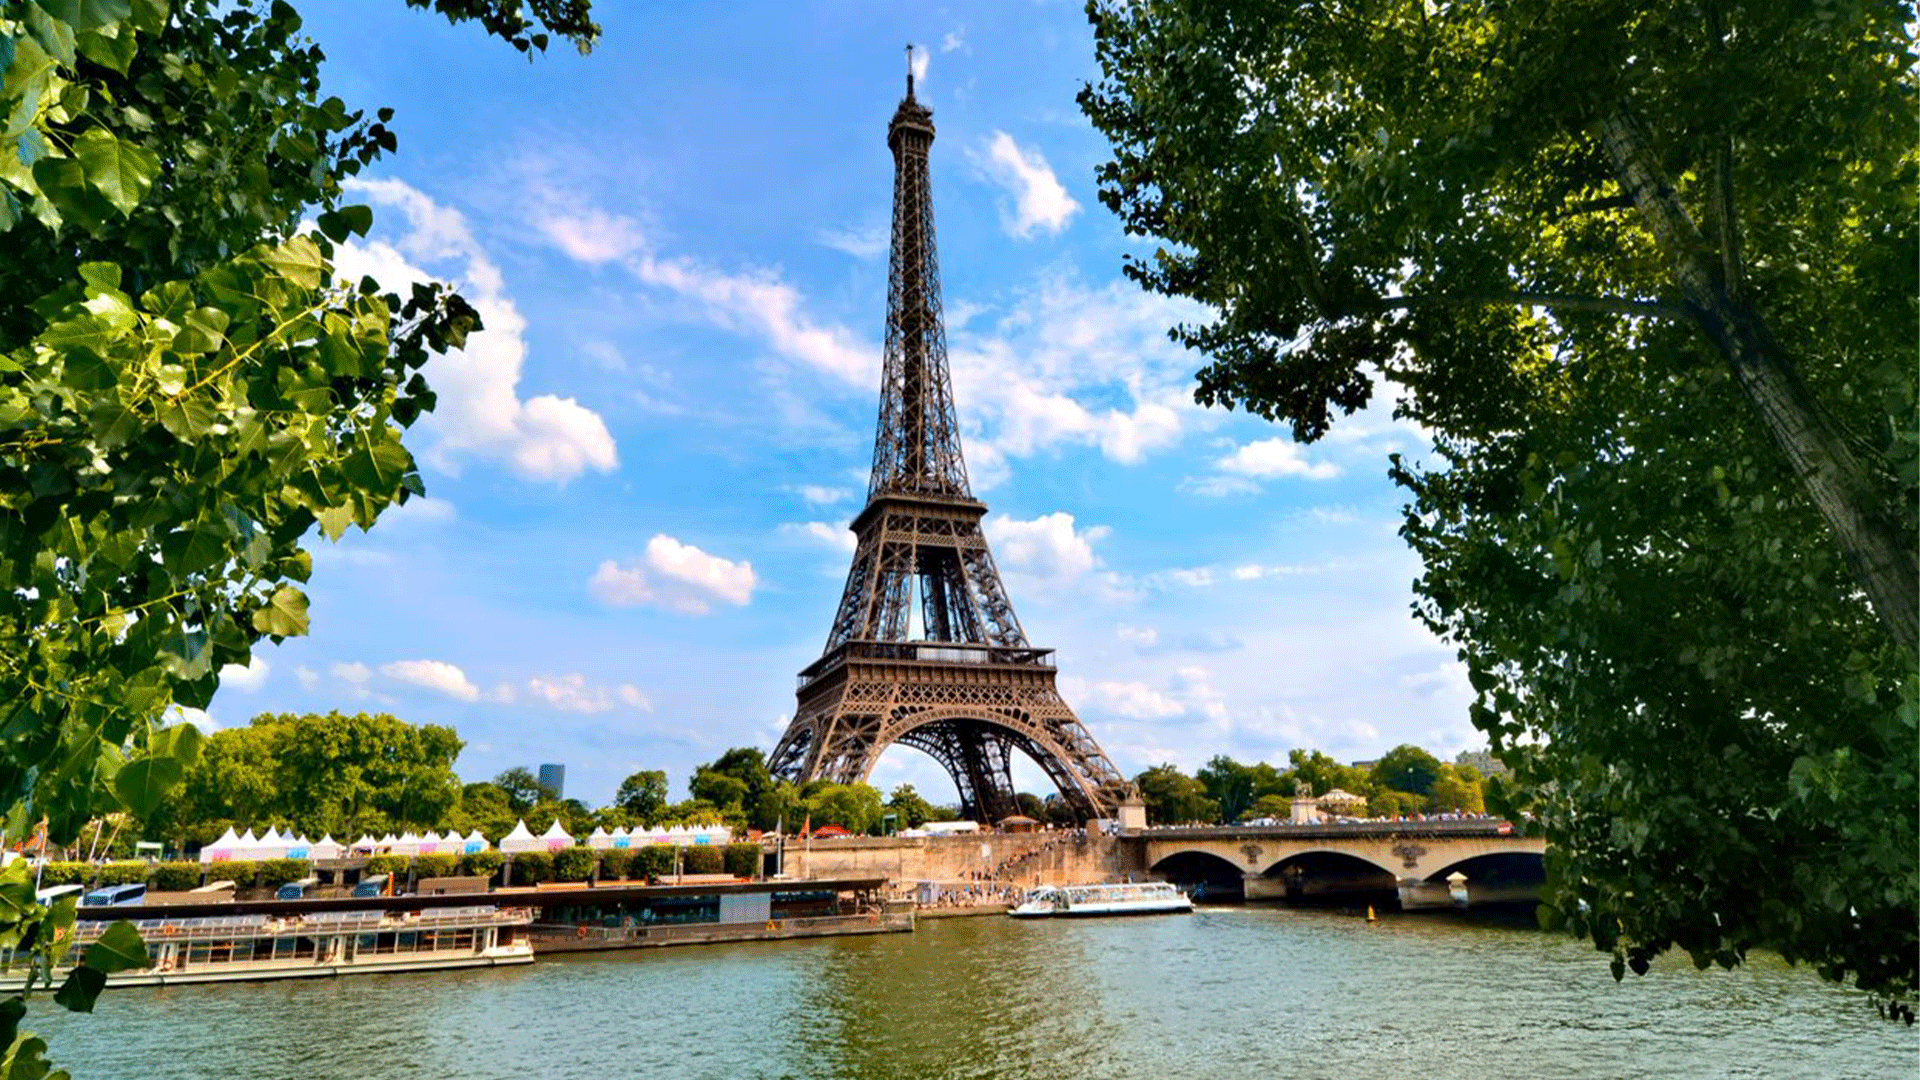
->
left=1260, top=849, right=1399, bottom=905
left=875, top=706, right=1106, bottom=822
left=1149, top=849, right=1247, bottom=899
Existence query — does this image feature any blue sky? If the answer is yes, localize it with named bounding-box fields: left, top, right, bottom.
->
left=188, top=1, right=1480, bottom=807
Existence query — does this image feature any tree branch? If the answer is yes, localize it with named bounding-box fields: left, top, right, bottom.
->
left=1342, top=291, right=1688, bottom=321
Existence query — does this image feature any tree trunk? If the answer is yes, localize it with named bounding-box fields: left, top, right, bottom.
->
left=1598, top=109, right=1919, bottom=658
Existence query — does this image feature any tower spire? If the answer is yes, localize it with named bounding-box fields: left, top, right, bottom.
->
left=765, top=69, right=1135, bottom=824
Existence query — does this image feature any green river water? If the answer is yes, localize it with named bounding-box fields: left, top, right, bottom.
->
left=40, top=907, right=1915, bottom=1079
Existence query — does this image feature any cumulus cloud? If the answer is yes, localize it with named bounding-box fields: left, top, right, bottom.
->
left=1216, top=437, right=1341, bottom=480
left=337, top=178, right=618, bottom=483
left=796, top=485, right=852, bottom=506
left=1117, top=625, right=1159, bottom=648
left=941, top=29, right=965, bottom=52
left=295, top=665, right=320, bottom=690
left=219, top=656, right=270, bottom=692
left=910, top=43, right=931, bottom=86
left=632, top=254, right=877, bottom=386
left=536, top=204, right=647, bottom=264
left=591, top=534, right=757, bottom=615
left=330, top=661, right=371, bottom=685
left=1088, top=680, right=1184, bottom=720
left=986, top=512, right=1107, bottom=579
left=381, top=659, right=482, bottom=702
left=974, top=131, right=1080, bottom=239
left=166, top=704, right=217, bottom=731
left=815, top=222, right=888, bottom=259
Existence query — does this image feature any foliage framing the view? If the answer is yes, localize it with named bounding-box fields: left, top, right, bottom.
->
left=1079, top=0, right=1917, bottom=1002
left=0, top=0, right=596, bottom=1069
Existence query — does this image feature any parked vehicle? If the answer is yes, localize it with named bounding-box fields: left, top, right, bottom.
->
left=81, top=883, right=147, bottom=908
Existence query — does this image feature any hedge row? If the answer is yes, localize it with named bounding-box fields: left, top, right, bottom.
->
left=30, top=844, right=767, bottom=892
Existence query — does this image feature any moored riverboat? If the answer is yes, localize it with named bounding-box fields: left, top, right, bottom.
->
left=1008, top=881, right=1193, bottom=918
left=2, top=905, right=532, bottom=989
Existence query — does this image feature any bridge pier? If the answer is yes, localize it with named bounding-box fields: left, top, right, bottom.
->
left=1242, top=873, right=1287, bottom=902
left=1396, top=878, right=1454, bottom=911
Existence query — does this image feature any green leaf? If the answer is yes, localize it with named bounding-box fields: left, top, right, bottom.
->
left=75, top=23, right=137, bottom=74
left=251, top=584, right=308, bottom=637
left=258, top=236, right=325, bottom=289
left=73, top=126, right=159, bottom=216
left=159, top=517, right=225, bottom=577
left=171, top=306, right=228, bottom=355
left=51, top=966, right=105, bottom=1013
left=39, top=0, right=134, bottom=31
left=80, top=921, right=146, bottom=974
left=314, top=504, right=352, bottom=541
left=23, top=4, right=79, bottom=66
left=155, top=394, right=214, bottom=441
left=113, top=753, right=183, bottom=819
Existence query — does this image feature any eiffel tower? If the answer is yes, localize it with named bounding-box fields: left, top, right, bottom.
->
left=767, top=62, right=1136, bottom=824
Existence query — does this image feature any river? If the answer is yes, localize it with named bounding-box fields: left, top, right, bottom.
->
left=40, top=907, right=1913, bottom=1078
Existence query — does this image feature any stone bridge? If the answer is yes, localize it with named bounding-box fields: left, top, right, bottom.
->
left=1123, top=821, right=1546, bottom=909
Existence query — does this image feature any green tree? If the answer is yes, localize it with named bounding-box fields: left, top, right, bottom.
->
left=689, top=747, right=778, bottom=831
left=1132, top=764, right=1219, bottom=826
left=1369, top=745, right=1444, bottom=799
left=885, top=784, right=937, bottom=829
left=803, top=783, right=885, bottom=835
left=447, top=781, right=518, bottom=841
left=1244, top=793, right=1293, bottom=822
left=1081, top=0, right=1916, bottom=1001
left=491, top=767, right=554, bottom=813
left=1280, top=750, right=1366, bottom=801
left=1196, top=754, right=1287, bottom=824
left=1426, top=766, right=1485, bottom=815
left=0, top=0, right=597, bottom=1051
left=613, top=769, right=668, bottom=823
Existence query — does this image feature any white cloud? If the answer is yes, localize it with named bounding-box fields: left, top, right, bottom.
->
left=295, top=665, right=320, bottom=690
left=330, top=661, right=371, bottom=685
left=985, top=512, right=1107, bottom=579
left=535, top=204, right=646, bottom=264
left=815, top=222, right=888, bottom=259
left=910, top=43, right=930, bottom=86
left=1117, top=625, right=1158, bottom=648
left=337, top=178, right=618, bottom=484
left=796, top=485, right=852, bottom=506
left=166, top=704, right=217, bottom=731
left=219, top=656, right=270, bottom=692
left=591, top=534, right=757, bottom=615
left=1216, top=437, right=1341, bottom=480
left=941, top=30, right=965, bottom=52
left=524, top=673, right=643, bottom=714
left=381, top=659, right=481, bottom=702
left=631, top=254, right=877, bottom=386
left=974, top=131, right=1080, bottom=238
left=781, top=521, right=857, bottom=553
left=1089, top=680, right=1184, bottom=719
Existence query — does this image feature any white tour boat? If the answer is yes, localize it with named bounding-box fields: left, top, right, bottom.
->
left=1009, top=881, right=1194, bottom=918
left=3, top=905, right=533, bottom=989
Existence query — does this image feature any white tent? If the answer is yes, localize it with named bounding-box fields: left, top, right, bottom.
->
left=610, top=826, right=632, bottom=849
left=585, top=826, right=613, bottom=850
left=462, top=829, right=488, bottom=854
left=310, top=835, right=343, bottom=860
left=200, top=826, right=242, bottom=864
left=539, top=819, right=574, bottom=851
left=286, top=834, right=312, bottom=859
left=416, top=831, right=443, bottom=854
left=499, top=820, right=540, bottom=854
left=391, top=832, right=421, bottom=856
left=351, top=834, right=379, bottom=853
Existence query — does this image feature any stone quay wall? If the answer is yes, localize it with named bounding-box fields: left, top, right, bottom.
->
left=779, top=832, right=1135, bottom=886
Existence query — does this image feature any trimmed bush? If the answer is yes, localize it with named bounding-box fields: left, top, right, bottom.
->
left=413, top=853, right=456, bottom=879
left=723, top=843, right=760, bottom=879
left=97, top=861, right=149, bottom=886
left=257, top=859, right=311, bottom=888
left=508, top=852, right=552, bottom=886
left=459, top=850, right=503, bottom=880
left=365, top=854, right=410, bottom=877
left=553, top=847, right=596, bottom=882
left=152, top=862, right=202, bottom=891
left=598, top=849, right=635, bottom=881
left=682, top=845, right=723, bottom=875
left=39, top=862, right=90, bottom=887
left=634, top=844, right=676, bottom=881
left=211, top=860, right=259, bottom=887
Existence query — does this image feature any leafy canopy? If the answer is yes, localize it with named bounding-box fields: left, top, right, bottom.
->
left=1081, top=0, right=1916, bottom=1001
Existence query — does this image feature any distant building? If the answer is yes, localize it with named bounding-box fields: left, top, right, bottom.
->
left=538, top=763, right=566, bottom=800
left=1349, top=759, right=1377, bottom=772
left=1453, top=749, right=1509, bottom=777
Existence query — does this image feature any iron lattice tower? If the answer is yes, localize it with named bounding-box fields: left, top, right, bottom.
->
left=767, top=67, right=1134, bottom=823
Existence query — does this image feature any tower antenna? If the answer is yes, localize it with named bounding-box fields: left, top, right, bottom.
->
left=905, top=42, right=915, bottom=96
